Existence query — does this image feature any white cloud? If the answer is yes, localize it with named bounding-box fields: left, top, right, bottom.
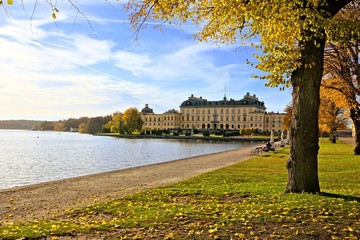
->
left=0, top=3, right=290, bottom=120
left=112, top=42, right=243, bottom=89
left=112, top=51, right=153, bottom=76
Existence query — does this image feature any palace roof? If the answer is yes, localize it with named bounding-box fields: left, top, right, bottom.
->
left=180, top=93, right=265, bottom=108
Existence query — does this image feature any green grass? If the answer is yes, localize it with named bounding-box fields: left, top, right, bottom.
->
left=1, top=139, right=359, bottom=239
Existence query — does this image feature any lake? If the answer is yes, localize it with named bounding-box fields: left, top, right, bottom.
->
left=0, top=130, right=258, bottom=190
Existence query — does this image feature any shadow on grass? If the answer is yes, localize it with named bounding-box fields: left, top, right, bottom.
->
left=320, top=192, right=360, bottom=202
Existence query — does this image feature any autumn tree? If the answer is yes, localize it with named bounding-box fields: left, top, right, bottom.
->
left=122, top=108, right=143, bottom=134
left=103, top=112, right=123, bottom=134
left=33, top=121, right=55, bottom=131
left=318, top=90, right=349, bottom=143
left=282, top=103, right=292, bottom=132
left=78, top=116, right=112, bottom=134
left=126, top=0, right=359, bottom=193
left=54, top=121, right=66, bottom=131
left=321, top=6, right=360, bottom=153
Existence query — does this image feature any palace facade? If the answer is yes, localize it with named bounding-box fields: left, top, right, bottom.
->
left=141, top=93, right=285, bottom=132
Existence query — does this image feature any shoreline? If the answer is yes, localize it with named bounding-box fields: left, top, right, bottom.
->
left=0, top=143, right=263, bottom=222
left=101, top=133, right=273, bottom=142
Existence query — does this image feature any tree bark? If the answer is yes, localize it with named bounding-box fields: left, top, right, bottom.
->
left=285, top=37, right=325, bottom=194
left=350, top=108, right=360, bottom=155
left=329, top=131, right=336, bottom=143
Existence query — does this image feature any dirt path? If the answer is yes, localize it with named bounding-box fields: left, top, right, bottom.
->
left=0, top=144, right=263, bottom=223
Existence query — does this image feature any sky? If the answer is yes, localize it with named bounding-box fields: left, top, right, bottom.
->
left=0, top=1, right=291, bottom=121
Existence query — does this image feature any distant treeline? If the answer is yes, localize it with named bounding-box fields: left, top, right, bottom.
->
left=0, top=117, right=112, bottom=134
left=0, top=120, right=43, bottom=130
left=1, top=108, right=143, bottom=135
left=32, top=116, right=113, bottom=134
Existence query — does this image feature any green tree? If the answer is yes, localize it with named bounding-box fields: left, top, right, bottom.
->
left=126, top=0, right=359, bottom=193
left=122, top=108, right=143, bottom=134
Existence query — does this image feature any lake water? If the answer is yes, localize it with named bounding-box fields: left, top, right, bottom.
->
left=0, top=130, right=257, bottom=190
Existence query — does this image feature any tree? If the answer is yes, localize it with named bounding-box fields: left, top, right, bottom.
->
left=126, top=0, right=358, bottom=193
left=78, top=116, right=112, bottom=134
left=318, top=91, right=349, bottom=143
left=33, top=121, right=55, bottom=131
left=54, top=121, right=66, bottom=131
left=282, top=103, right=292, bottom=132
left=122, top=108, right=143, bottom=134
left=321, top=34, right=360, bottom=152
left=103, top=112, right=123, bottom=133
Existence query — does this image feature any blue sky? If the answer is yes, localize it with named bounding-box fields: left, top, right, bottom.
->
left=0, top=1, right=291, bottom=121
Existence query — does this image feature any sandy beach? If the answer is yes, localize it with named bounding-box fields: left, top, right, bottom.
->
left=0, top=144, right=263, bottom=222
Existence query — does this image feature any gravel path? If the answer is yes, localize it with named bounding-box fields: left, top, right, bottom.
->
left=0, top=144, right=262, bottom=222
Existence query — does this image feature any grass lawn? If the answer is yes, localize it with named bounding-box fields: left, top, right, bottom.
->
left=1, top=139, right=359, bottom=239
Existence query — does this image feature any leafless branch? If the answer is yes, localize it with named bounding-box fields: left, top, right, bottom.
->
left=66, top=0, right=96, bottom=34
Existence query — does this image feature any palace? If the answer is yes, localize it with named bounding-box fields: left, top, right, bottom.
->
left=141, top=93, right=285, bottom=133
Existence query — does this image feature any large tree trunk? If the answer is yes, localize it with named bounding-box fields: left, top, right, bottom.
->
left=284, top=37, right=326, bottom=194
left=350, top=108, right=360, bottom=155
